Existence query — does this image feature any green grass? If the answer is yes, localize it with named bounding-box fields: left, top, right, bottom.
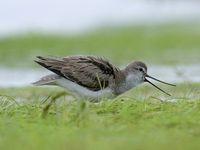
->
left=1, top=23, right=200, bottom=150
left=0, top=23, right=200, bottom=67
left=0, top=83, right=200, bottom=150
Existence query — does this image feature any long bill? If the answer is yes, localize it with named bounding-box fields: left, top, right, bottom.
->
left=144, top=78, right=172, bottom=96
left=145, top=74, right=176, bottom=86
left=144, top=74, right=176, bottom=96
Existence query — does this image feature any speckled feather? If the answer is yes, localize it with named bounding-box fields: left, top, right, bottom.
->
left=34, top=56, right=120, bottom=91
left=34, top=55, right=175, bottom=100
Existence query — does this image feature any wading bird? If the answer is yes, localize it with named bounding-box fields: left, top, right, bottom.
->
left=33, top=55, right=175, bottom=101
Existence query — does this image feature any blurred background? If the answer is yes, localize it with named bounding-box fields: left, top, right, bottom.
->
left=0, top=0, right=200, bottom=87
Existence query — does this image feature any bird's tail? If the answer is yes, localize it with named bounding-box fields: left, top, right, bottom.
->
left=32, top=74, right=61, bottom=86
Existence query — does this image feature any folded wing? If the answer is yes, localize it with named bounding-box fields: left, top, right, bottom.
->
left=35, top=56, right=119, bottom=91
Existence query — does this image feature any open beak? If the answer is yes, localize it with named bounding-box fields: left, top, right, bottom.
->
left=144, top=74, right=176, bottom=96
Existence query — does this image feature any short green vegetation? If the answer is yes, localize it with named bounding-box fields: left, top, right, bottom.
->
left=0, top=23, right=200, bottom=150
left=0, top=23, right=200, bottom=67
left=0, top=83, right=200, bottom=150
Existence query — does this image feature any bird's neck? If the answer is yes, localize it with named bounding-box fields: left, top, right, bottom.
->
left=113, top=69, right=142, bottom=95
left=125, top=73, right=142, bottom=89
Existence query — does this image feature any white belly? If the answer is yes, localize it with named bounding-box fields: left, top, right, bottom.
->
left=56, top=78, right=115, bottom=101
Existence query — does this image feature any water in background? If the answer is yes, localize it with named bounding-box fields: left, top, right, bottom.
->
left=1, top=0, right=200, bottom=87
left=0, top=65, right=199, bottom=87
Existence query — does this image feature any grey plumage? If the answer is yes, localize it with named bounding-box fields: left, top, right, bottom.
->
left=34, top=55, right=120, bottom=91
left=33, top=74, right=61, bottom=85
left=34, top=55, right=175, bottom=100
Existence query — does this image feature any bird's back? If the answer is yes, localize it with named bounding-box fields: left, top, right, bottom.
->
left=34, top=55, right=120, bottom=91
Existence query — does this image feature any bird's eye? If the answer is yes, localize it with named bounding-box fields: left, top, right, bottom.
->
left=139, top=68, right=143, bottom=72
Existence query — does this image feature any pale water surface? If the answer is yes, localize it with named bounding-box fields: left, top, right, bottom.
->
left=0, top=65, right=199, bottom=87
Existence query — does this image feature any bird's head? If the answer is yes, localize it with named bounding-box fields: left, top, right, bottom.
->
left=125, top=61, right=176, bottom=96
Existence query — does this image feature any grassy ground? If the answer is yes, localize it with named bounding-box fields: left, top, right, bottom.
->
left=0, top=23, right=200, bottom=67
left=0, top=23, right=200, bottom=150
left=0, top=83, right=200, bottom=150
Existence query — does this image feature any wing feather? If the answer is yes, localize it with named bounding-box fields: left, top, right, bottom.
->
left=35, top=56, right=119, bottom=91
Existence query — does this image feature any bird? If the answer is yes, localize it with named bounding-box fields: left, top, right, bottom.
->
left=33, top=55, right=176, bottom=102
